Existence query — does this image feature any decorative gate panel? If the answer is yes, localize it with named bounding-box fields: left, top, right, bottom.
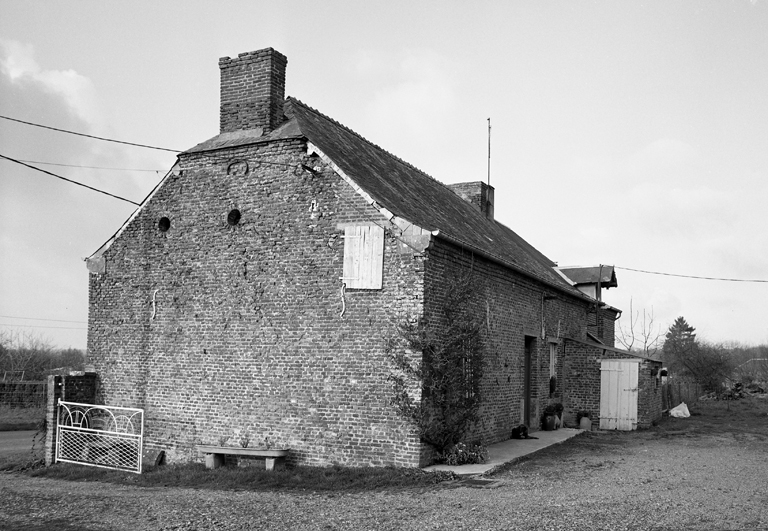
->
left=55, top=400, right=144, bottom=474
left=599, top=359, right=639, bottom=431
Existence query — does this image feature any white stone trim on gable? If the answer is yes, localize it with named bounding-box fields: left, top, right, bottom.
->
left=306, top=141, right=434, bottom=253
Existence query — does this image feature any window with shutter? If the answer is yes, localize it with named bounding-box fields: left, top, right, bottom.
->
left=342, top=225, right=384, bottom=289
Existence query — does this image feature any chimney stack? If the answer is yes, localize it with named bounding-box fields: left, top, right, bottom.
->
left=219, top=48, right=287, bottom=134
left=447, top=181, right=495, bottom=220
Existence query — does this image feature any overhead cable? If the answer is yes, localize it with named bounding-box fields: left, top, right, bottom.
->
left=615, top=266, right=768, bottom=283
left=18, top=159, right=164, bottom=173
left=0, top=154, right=141, bottom=206
left=0, top=114, right=181, bottom=152
left=0, top=323, right=86, bottom=330
left=0, top=315, right=87, bottom=324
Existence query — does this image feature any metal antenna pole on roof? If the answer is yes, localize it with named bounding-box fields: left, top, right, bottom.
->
left=487, top=117, right=491, bottom=187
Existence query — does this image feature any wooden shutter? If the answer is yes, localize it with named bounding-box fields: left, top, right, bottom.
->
left=342, top=225, right=384, bottom=289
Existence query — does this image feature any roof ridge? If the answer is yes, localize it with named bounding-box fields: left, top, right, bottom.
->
left=286, top=97, right=452, bottom=190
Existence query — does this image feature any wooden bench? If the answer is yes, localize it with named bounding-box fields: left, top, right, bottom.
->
left=196, top=445, right=289, bottom=471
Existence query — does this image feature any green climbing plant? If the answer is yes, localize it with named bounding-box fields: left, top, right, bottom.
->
left=387, top=274, right=484, bottom=455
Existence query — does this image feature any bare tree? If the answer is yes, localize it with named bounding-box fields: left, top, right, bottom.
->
left=0, top=330, right=54, bottom=380
left=616, top=298, right=664, bottom=359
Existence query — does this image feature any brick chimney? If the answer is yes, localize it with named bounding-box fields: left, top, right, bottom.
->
left=447, top=181, right=495, bottom=220
left=219, top=48, right=287, bottom=134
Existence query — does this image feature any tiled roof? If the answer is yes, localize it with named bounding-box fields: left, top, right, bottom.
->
left=183, top=98, right=584, bottom=296
left=558, top=266, right=618, bottom=288
left=285, top=99, right=582, bottom=294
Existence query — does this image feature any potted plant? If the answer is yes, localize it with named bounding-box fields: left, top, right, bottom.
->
left=576, top=410, right=592, bottom=431
left=541, top=404, right=558, bottom=431
left=554, top=403, right=564, bottom=428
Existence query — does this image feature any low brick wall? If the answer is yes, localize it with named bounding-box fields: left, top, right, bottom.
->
left=45, top=374, right=98, bottom=466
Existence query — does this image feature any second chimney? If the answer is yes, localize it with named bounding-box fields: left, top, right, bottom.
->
left=447, top=181, right=495, bottom=220
left=219, top=48, right=287, bottom=134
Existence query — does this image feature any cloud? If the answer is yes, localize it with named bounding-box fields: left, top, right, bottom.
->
left=0, top=39, right=101, bottom=126
left=0, top=41, right=164, bottom=350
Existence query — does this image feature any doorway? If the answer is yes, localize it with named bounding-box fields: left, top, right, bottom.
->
left=524, top=336, right=535, bottom=426
left=599, top=359, right=639, bottom=430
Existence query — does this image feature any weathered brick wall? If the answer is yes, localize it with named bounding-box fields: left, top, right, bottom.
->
left=61, top=373, right=98, bottom=404
left=637, top=359, right=663, bottom=428
left=422, top=238, right=593, bottom=448
left=586, top=306, right=617, bottom=346
left=87, top=137, right=425, bottom=467
left=563, top=342, right=663, bottom=430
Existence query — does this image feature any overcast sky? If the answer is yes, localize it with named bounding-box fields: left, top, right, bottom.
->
left=1, top=1, right=767, bottom=351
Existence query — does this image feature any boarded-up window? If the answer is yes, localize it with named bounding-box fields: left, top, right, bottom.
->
left=342, top=225, right=384, bottom=289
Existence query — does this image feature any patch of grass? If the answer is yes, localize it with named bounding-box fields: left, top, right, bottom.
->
left=0, top=434, right=45, bottom=472
left=0, top=405, right=45, bottom=431
left=27, top=462, right=457, bottom=492
left=0, top=452, right=44, bottom=472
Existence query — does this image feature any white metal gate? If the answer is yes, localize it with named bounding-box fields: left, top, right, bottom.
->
left=56, top=400, right=144, bottom=474
left=599, top=359, right=639, bottom=431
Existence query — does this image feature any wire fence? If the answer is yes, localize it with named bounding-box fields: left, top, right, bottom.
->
left=0, top=380, right=47, bottom=408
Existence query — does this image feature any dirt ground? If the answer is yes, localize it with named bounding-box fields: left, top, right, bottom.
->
left=1, top=397, right=767, bottom=530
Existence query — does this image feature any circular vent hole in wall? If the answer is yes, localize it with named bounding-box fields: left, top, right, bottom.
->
left=158, top=217, right=171, bottom=232
left=227, top=209, right=241, bottom=226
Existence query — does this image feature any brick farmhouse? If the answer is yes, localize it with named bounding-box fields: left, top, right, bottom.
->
left=85, top=48, right=662, bottom=467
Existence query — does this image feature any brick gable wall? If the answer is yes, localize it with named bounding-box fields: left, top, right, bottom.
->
left=87, top=138, right=426, bottom=467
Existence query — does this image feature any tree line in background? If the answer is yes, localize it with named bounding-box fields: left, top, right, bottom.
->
left=617, top=304, right=768, bottom=393
left=0, top=330, right=85, bottom=381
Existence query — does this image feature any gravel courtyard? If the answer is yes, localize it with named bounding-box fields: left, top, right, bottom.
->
left=1, top=398, right=767, bottom=530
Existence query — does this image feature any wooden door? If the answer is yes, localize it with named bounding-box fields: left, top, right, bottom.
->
left=599, top=359, right=639, bottom=430
left=523, top=337, right=534, bottom=426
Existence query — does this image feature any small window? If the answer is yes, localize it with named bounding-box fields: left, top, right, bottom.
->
left=158, top=217, right=171, bottom=232
left=549, top=343, right=557, bottom=379
left=227, top=209, right=241, bottom=226
left=341, top=225, right=384, bottom=289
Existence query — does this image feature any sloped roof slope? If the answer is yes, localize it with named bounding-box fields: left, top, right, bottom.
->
left=558, top=265, right=618, bottom=288
left=182, top=98, right=584, bottom=296
left=284, top=99, right=582, bottom=295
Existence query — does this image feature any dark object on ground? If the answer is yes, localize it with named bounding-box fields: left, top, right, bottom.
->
left=511, top=425, right=538, bottom=440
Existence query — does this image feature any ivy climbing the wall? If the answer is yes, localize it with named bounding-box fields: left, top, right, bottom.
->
left=387, top=274, right=485, bottom=457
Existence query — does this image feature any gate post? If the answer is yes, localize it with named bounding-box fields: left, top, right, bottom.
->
left=44, top=375, right=63, bottom=467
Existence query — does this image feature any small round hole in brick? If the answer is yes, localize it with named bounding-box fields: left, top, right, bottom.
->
left=227, top=209, right=241, bottom=226
left=158, top=217, right=171, bottom=232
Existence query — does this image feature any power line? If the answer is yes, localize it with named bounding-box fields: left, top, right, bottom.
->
left=0, top=153, right=142, bottom=206
left=0, top=315, right=86, bottom=324
left=0, top=323, right=86, bottom=330
left=615, top=266, right=768, bottom=283
left=2, top=115, right=300, bottom=170
left=0, top=114, right=181, bottom=153
left=17, top=159, right=164, bottom=173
